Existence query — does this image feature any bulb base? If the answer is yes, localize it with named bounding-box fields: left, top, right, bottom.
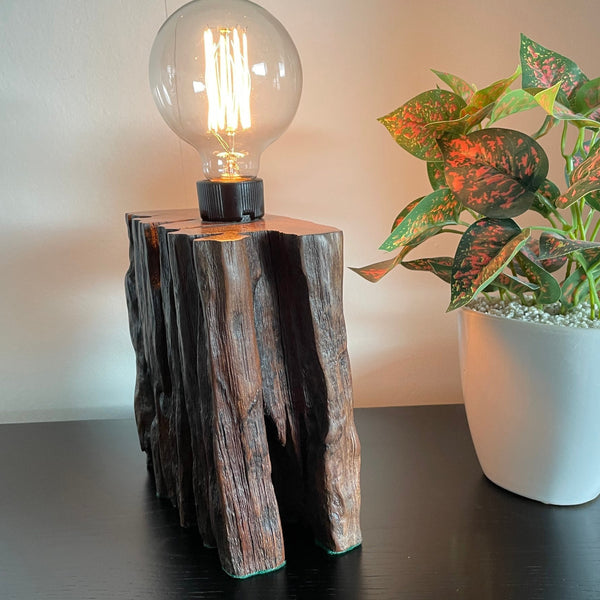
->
left=197, top=179, right=264, bottom=222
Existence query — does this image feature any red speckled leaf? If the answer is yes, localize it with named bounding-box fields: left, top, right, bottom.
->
left=401, top=257, right=453, bottom=283
left=390, top=198, right=445, bottom=247
left=350, top=251, right=405, bottom=283
left=520, top=34, right=588, bottom=100
left=557, top=147, right=600, bottom=208
left=431, top=70, right=475, bottom=102
left=487, top=273, right=539, bottom=295
left=449, top=218, right=530, bottom=311
left=561, top=248, right=600, bottom=306
left=535, top=85, right=600, bottom=128
left=427, top=162, right=447, bottom=190
left=574, top=77, right=600, bottom=120
left=391, top=198, right=421, bottom=232
left=378, top=90, right=466, bottom=161
left=571, top=141, right=600, bottom=182
left=571, top=140, right=596, bottom=174
left=461, top=66, right=521, bottom=116
left=439, top=128, right=548, bottom=218
left=557, top=177, right=600, bottom=208
left=531, top=179, right=560, bottom=218
left=379, top=188, right=461, bottom=251
left=531, top=114, right=558, bottom=140
left=567, top=142, right=600, bottom=209
left=538, top=232, right=600, bottom=259
left=489, top=89, right=539, bottom=125
left=515, top=253, right=561, bottom=304
left=426, top=103, right=494, bottom=136
left=523, top=237, right=566, bottom=273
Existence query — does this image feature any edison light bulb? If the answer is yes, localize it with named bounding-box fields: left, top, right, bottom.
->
left=149, top=0, right=303, bottom=221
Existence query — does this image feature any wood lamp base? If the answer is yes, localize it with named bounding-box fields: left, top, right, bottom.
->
left=124, top=209, right=362, bottom=578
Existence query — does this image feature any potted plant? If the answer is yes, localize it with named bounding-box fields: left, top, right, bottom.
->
left=353, top=34, right=600, bottom=505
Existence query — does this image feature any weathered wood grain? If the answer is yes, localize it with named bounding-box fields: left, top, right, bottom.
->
left=125, top=209, right=361, bottom=578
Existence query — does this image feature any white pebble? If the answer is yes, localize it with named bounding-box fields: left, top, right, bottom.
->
left=468, top=298, right=600, bottom=329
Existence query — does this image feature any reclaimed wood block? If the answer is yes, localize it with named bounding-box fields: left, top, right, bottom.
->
left=125, top=209, right=361, bottom=578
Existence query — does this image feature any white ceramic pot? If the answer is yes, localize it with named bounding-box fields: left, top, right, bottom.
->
left=458, top=307, right=600, bottom=505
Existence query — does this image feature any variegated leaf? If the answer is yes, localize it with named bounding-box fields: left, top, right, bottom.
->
left=515, top=253, right=561, bottom=304
left=574, top=77, right=600, bottom=121
left=557, top=177, right=600, bottom=208
left=529, top=237, right=566, bottom=273
left=531, top=114, right=558, bottom=139
left=556, top=147, right=600, bottom=208
left=561, top=248, right=600, bottom=306
left=350, top=247, right=410, bottom=283
left=532, top=179, right=560, bottom=218
left=439, top=128, right=548, bottom=218
left=520, top=34, right=588, bottom=99
left=486, top=273, right=539, bottom=295
left=426, top=103, right=494, bottom=136
left=380, top=188, right=461, bottom=251
left=488, top=89, right=539, bottom=124
left=460, top=66, right=521, bottom=116
left=431, top=69, right=476, bottom=102
left=427, top=162, right=446, bottom=190
left=449, top=218, right=530, bottom=311
left=378, top=90, right=466, bottom=161
left=535, top=84, right=600, bottom=128
left=538, top=232, right=600, bottom=259
left=391, top=198, right=421, bottom=232
left=401, top=257, right=453, bottom=283
left=571, top=141, right=600, bottom=181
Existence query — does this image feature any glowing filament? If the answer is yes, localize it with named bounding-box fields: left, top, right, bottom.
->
left=204, top=26, right=252, bottom=134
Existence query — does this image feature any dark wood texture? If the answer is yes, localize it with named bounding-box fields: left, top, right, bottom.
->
left=124, top=210, right=361, bottom=577
left=2, top=406, right=600, bottom=599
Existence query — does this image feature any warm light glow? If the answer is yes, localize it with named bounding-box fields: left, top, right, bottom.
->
left=204, top=26, right=252, bottom=134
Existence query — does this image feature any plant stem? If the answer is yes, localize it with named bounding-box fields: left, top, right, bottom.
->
left=574, top=254, right=600, bottom=319
left=574, top=201, right=586, bottom=240
left=561, top=121, right=575, bottom=175
left=592, top=218, right=600, bottom=241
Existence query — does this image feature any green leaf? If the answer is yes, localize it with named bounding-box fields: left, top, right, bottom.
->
left=515, top=253, right=561, bottom=304
left=538, top=232, right=600, bottom=259
left=439, top=128, right=549, bottom=218
left=461, top=66, right=521, bottom=116
left=520, top=33, right=588, bottom=100
left=426, top=103, right=494, bottom=136
left=427, top=162, right=446, bottom=190
left=574, top=77, right=600, bottom=120
left=488, top=89, right=539, bottom=124
left=431, top=69, right=476, bottom=102
left=379, top=188, right=461, bottom=251
left=448, top=218, right=531, bottom=311
left=378, top=90, right=466, bottom=161
left=401, top=256, right=453, bottom=283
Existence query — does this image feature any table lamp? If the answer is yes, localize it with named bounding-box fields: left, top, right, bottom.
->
left=149, top=0, right=303, bottom=222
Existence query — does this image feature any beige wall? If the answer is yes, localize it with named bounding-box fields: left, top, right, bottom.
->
left=1, top=0, right=598, bottom=421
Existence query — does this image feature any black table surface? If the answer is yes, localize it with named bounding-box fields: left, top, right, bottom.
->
left=1, top=405, right=600, bottom=600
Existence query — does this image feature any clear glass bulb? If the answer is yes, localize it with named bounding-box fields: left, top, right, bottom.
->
left=149, top=0, right=303, bottom=183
